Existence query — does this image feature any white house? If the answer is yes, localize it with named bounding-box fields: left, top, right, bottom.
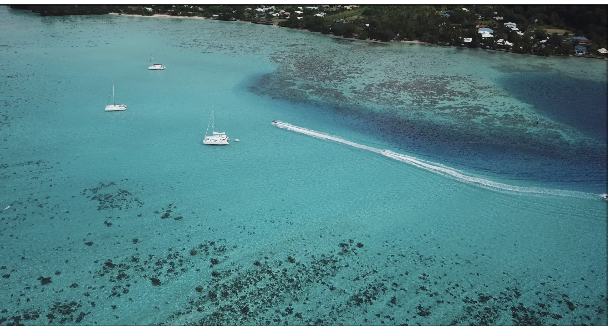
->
left=463, top=38, right=472, bottom=43
left=315, top=12, right=326, bottom=17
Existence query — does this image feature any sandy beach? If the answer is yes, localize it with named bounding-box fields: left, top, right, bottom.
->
left=109, top=12, right=209, bottom=20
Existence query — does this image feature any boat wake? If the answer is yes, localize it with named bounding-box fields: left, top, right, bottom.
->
left=272, top=121, right=599, bottom=200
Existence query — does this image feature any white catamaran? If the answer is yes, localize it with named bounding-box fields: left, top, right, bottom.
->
left=105, top=81, right=127, bottom=111
left=203, top=106, right=229, bottom=145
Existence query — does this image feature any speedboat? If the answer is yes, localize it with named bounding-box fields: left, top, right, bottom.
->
left=601, top=194, right=608, bottom=200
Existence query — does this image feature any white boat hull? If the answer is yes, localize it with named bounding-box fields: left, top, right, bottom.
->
left=105, top=104, right=127, bottom=111
left=148, top=64, right=165, bottom=70
left=203, top=135, right=229, bottom=145
left=105, top=82, right=126, bottom=111
left=203, top=107, right=229, bottom=145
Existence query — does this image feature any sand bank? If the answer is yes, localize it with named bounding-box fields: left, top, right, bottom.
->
left=109, top=13, right=208, bottom=20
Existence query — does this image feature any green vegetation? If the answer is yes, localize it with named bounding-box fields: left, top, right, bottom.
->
left=278, top=5, right=606, bottom=55
left=324, top=7, right=365, bottom=21
left=9, top=5, right=607, bottom=57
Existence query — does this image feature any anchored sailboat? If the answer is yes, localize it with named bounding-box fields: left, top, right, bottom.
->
left=105, top=81, right=126, bottom=111
left=203, top=106, right=229, bottom=145
left=148, top=53, right=165, bottom=70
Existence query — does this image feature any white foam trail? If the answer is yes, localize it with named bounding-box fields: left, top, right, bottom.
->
left=272, top=121, right=599, bottom=200
left=272, top=121, right=382, bottom=154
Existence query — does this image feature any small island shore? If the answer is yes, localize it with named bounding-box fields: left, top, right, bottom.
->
left=107, top=11, right=604, bottom=59
left=12, top=5, right=607, bottom=59
left=109, top=13, right=430, bottom=46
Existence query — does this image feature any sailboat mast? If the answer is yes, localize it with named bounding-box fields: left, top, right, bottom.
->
left=112, top=81, right=115, bottom=105
left=212, top=105, right=215, bottom=133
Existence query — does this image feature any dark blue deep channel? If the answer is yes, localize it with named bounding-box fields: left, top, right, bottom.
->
left=499, top=72, right=607, bottom=142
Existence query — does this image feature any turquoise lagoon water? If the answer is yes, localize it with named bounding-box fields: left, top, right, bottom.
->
left=0, top=7, right=606, bottom=325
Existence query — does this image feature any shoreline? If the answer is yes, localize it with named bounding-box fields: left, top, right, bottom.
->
left=108, top=13, right=605, bottom=59
left=109, top=12, right=208, bottom=20
left=110, top=12, right=429, bottom=45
